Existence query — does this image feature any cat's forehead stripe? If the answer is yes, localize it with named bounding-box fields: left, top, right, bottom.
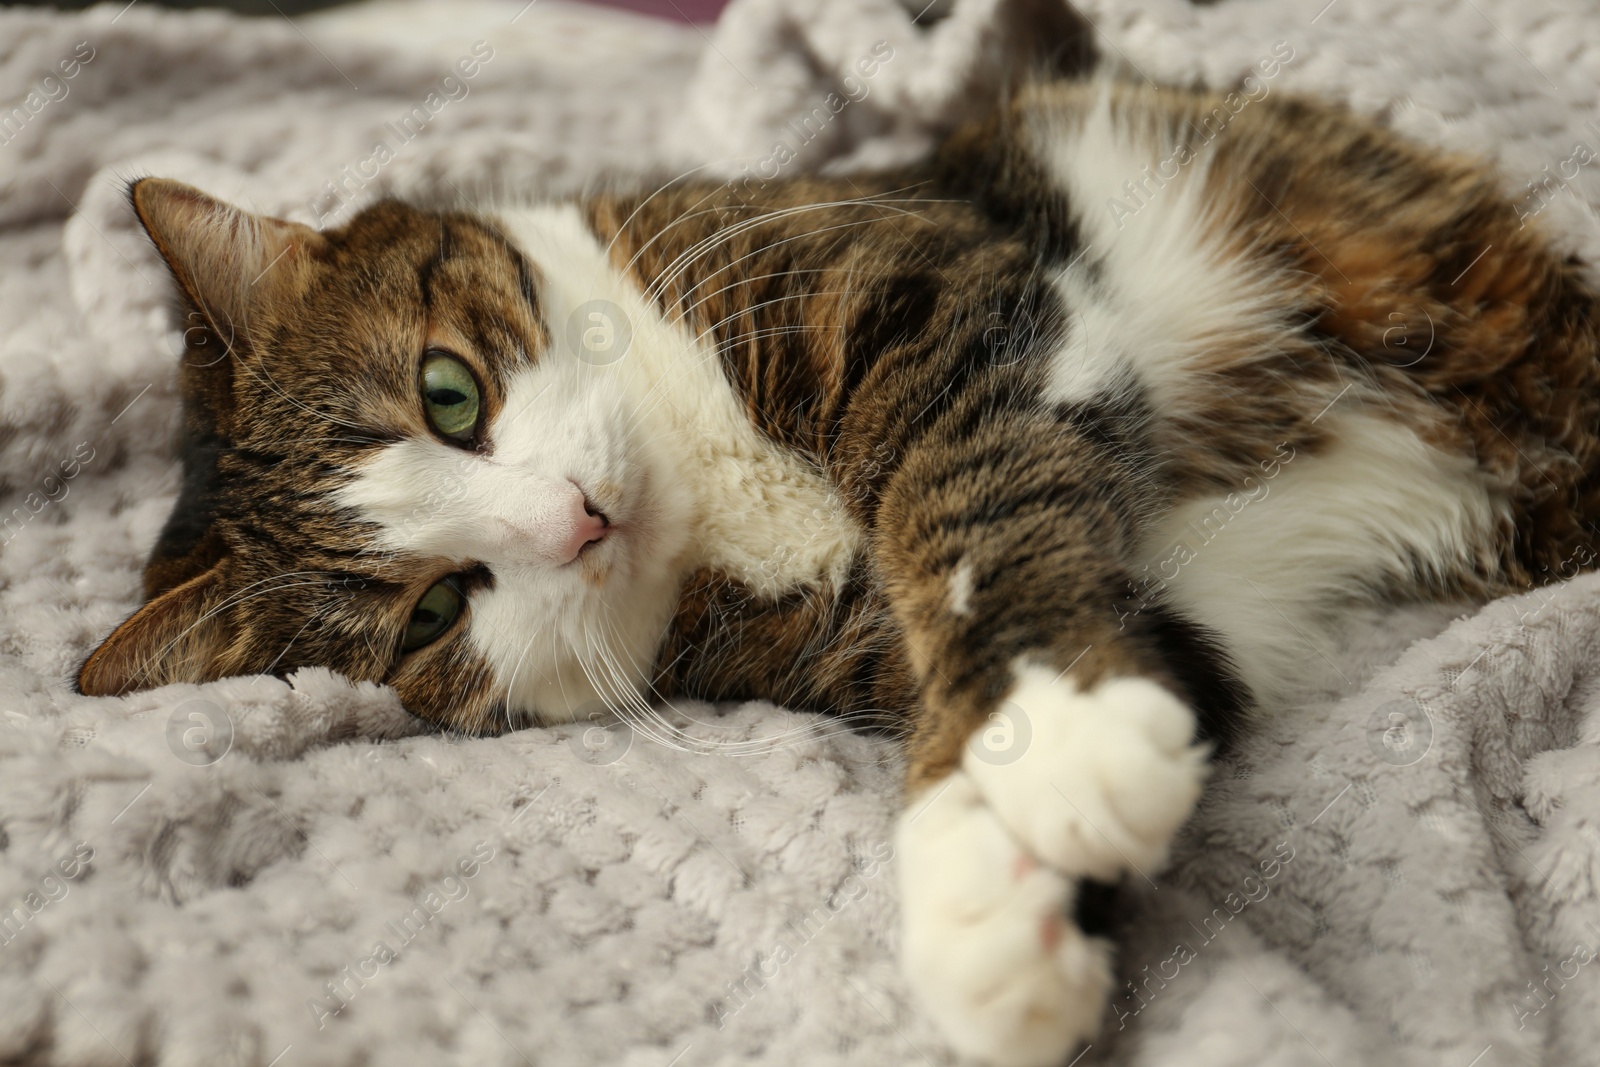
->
left=415, top=235, right=445, bottom=312
left=418, top=215, right=549, bottom=357
left=459, top=215, right=541, bottom=319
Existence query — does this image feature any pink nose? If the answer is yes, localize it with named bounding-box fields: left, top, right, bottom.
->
left=561, top=507, right=609, bottom=563
left=491, top=483, right=609, bottom=564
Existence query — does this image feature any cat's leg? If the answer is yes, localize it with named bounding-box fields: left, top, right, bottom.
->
left=872, top=409, right=1240, bottom=1066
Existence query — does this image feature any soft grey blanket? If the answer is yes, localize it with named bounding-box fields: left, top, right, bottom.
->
left=3, top=1, right=1600, bottom=1065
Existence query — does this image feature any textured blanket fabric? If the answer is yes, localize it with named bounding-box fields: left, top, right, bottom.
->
left=2, top=1, right=1600, bottom=1065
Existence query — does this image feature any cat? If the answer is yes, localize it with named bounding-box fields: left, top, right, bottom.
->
left=78, top=79, right=1600, bottom=1066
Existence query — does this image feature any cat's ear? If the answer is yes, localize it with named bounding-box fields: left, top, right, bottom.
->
left=128, top=178, right=328, bottom=339
left=76, top=563, right=231, bottom=697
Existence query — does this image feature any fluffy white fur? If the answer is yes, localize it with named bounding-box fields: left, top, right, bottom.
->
left=1034, top=85, right=1293, bottom=417
left=963, top=668, right=1209, bottom=881
left=896, top=771, right=1114, bottom=1067
left=1139, top=412, right=1502, bottom=706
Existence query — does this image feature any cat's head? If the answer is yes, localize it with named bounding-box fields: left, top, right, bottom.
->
left=77, top=179, right=695, bottom=731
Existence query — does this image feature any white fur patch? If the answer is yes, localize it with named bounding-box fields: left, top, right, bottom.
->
left=947, top=558, right=975, bottom=615
left=896, top=771, right=1113, bottom=1067
left=1032, top=86, right=1288, bottom=416
left=1136, top=411, right=1503, bottom=707
left=964, top=666, right=1208, bottom=880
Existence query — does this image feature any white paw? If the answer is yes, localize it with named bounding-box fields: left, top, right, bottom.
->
left=897, top=772, right=1113, bottom=1067
left=963, top=668, right=1208, bottom=882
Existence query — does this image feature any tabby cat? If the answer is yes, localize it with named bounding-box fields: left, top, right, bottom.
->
left=78, top=79, right=1600, bottom=1066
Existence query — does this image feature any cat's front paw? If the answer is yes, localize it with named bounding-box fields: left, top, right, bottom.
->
left=964, top=668, right=1208, bottom=882
left=896, top=772, right=1113, bottom=1067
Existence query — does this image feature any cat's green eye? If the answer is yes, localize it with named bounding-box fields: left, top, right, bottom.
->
left=401, top=580, right=463, bottom=651
left=420, top=351, right=480, bottom=442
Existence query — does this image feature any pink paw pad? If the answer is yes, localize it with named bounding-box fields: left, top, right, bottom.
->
left=1040, top=913, right=1063, bottom=951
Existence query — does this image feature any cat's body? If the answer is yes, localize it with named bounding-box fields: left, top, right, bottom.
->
left=80, top=80, right=1600, bottom=1066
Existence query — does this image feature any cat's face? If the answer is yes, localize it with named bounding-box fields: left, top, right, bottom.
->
left=77, top=180, right=694, bottom=731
